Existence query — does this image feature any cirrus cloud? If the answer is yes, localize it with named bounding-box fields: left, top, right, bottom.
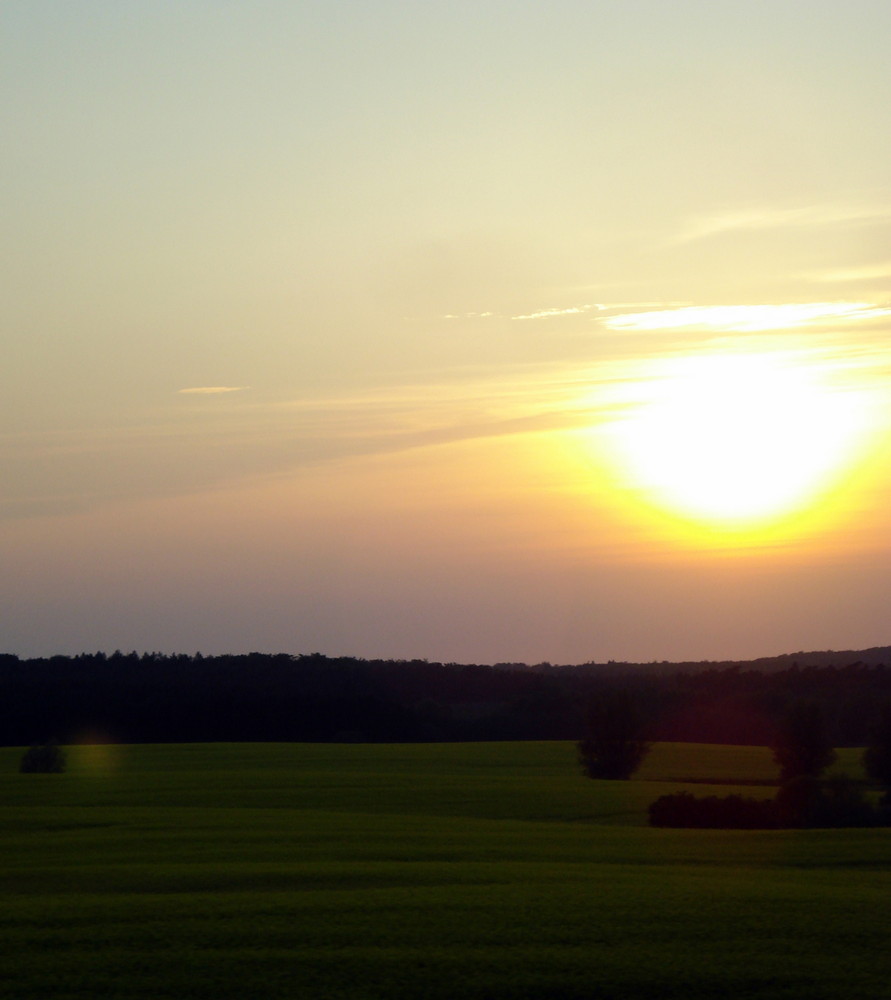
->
left=675, top=204, right=891, bottom=244
left=177, top=386, right=251, bottom=395
left=602, top=302, right=891, bottom=334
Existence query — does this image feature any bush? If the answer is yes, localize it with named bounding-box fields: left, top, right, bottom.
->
left=19, top=741, right=67, bottom=774
left=648, top=791, right=779, bottom=829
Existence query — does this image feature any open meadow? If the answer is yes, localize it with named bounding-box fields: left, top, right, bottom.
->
left=1, top=741, right=888, bottom=1000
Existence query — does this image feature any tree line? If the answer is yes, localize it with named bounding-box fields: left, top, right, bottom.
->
left=3, top=649, right=891, bottom=747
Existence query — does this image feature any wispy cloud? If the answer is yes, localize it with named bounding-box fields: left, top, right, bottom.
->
left=512, top=304, right=604, bottom=321
left=178, top=386, right=250, bottom=395
left=676, top=204, right=891, bottom=244
left=811, top=263, right=891, bottom=284
left=510, top=302, right=691, bottom=322
left=9, top=337, right=891, bottom=525
left=603, top=302, right=891, bottom=334
left=2, top=366, right=622, bottom=522
left=442, top=311, right=496, bottom=320
left=440, top=302, right=684, bottom=324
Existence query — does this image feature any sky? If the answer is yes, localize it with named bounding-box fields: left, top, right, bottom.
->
left=3, top=0, right=891, bottom=664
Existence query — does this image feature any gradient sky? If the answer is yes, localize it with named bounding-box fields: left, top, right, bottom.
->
left=3, top=1, right=891, bottom=663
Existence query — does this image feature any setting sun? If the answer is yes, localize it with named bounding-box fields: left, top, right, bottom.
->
left=600, top=351, right=874, bottom=532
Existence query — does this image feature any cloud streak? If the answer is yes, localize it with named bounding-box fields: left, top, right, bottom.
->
left=178, top=386, right=250, bottom=395
left=511, top=304, right=604, bottom=321
left=2, top=363, right=641, bottom=523
left=603, top=302, right=891, bottom=334
left=811, top=263, right=891, bottom=284
left=9, top=332, right=891, bottom=526
left=676, top=204, right=891, bottom=244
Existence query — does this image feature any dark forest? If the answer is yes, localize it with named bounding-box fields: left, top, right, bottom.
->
left=4, top=647, right=891, bottom=747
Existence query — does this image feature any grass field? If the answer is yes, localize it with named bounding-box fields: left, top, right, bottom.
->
left=1, top=741, right=888, bottom=1000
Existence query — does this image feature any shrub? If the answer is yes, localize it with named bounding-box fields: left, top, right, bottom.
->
left=648, top=791, right=779, bottom=829
left=19, top=741, right=67, bottom=774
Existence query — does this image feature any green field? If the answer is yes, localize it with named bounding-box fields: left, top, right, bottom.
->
left=1, top=741, right=888, bottom=1000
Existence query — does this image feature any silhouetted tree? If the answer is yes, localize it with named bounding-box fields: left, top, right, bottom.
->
left=578, top=690, right=650, bottom=780
left=19, top=740, right=66, bottom=773
left=817, top=773, right=874, bottom=826
left=863, top=704, right=891, bottom=809
left=774, top=775, right=825, bottom=827
left=771, top=701, right=836, bottom=782
left=863, top=705, right=891, bottom=785
left=775, top=773, right=876, bottom=828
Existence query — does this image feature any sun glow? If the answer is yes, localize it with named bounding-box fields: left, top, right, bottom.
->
left=600, top=351, right=874, bottom=536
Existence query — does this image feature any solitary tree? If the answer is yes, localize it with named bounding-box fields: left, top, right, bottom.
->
left=19, top=740, right=67, bottom=774
left=578, top=690, right=650, bottom=780
left=863, top=704, right=891, bottom=801
left=771, top=702, right=836, bottom=783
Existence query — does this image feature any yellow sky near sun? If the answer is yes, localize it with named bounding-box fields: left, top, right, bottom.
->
left=5, top=310, right=889, bottom=561
left=580, top=348, right=883, bottom=545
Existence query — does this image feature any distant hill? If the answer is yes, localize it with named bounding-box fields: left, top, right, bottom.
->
left=543, top=646, right=891, bottom=675
left=745, top=646, right=891, bottom=669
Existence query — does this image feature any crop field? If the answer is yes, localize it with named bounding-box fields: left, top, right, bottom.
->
left=1, top=741, right=888, bottom=1000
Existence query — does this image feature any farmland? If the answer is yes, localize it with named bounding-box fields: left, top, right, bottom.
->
left=1, top=742, right=889, bottom=999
